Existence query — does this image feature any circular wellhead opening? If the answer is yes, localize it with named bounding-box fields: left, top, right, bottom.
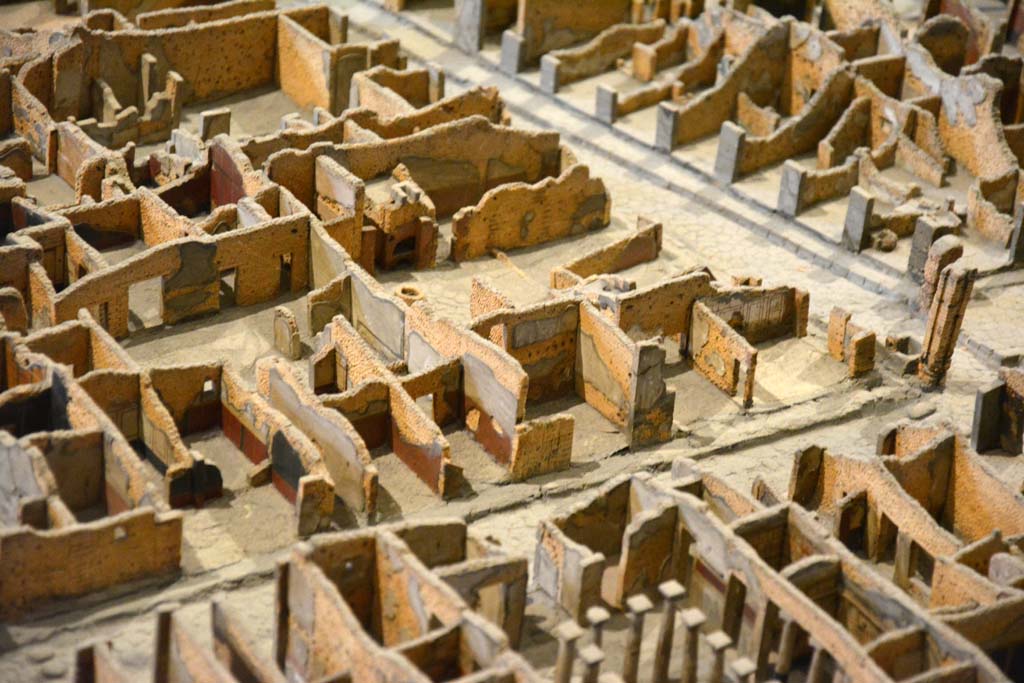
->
left=395, top=285, right=425, bottom=305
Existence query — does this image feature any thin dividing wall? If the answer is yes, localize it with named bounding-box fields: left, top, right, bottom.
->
left=10, top=74, right=57, bottom=171
left=472, top=299, right=579, bottom=402
left=281, top=556, right=430, bottom=683
left=221, top=365, right=335, bottom=536
left=450, top=164, right=610, bottom=261
left=880, top=426, right=1024, bottom=543
left=277, top=13, right=352, bottom=115
left=162, top=610, right=237, bottom=683
left=139, top=371, right=223, bottom=507
left=0, top=347, right=183, bottom=618
left=534, top=475, right=684, bottom=620
left=343, top=86, right=505, bottom=140
left=689, top=287, right=808, bottom=407
left=405, top=302, right=527, bottom=465
left=577, top=301, right=674, bottom=447
left=550, top=218, right=662, bottom=289
left=542, top=20, right=667, bottom=91
left=135, top=0, right=276, bottom=29
left=322, top=315, right=459, bottom=498
left=504, top=0, right=631, bottom=68
left=259, top=358, right=378, bottom=519
left=268, top=116, right=562, bottom=207
left=55, top=121, right=119, bottom=201
left=352, top=66, right=435, bottom=117
left=658, top=19, right=788, bottom=150
left=47, top=209, right=310, bottom=339
left=608, top=270, right=717, bottom=344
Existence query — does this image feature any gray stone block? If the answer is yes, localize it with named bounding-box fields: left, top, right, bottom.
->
left=454, top=0, right=484, bottom=52
left=595, top=85, right=617, bottom=124
left=654, top=102, right=678, bottom=152
left=713, top=121, right=744, bottom=184
left=841, top=187, right=873, bottom=253
left=540, top=55, right=560, bottom=93
left=777, top=160, right=805, bottom=217
left=500, top=30, right=525, bottom=73
left=908, top=216, right=954, bottom=282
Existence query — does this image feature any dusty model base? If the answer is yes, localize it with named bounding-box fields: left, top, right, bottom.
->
left=0, top=0, right=1023, bottom=681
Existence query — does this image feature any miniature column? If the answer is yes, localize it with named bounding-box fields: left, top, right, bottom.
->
left=706, top=630, right=733, bottom=683
left=679, top=607, right=706, bottom=683
left=894, top=530, right=916, bottom=590
left=273, top=559, right=290, bottom=669
left=587, top=606, right=611, bottom=648
left=730, top=657, right=757, bottom=683
left=918, top=263, right=976, bottom=388
left=553, top=621, right=584, bottom=683
left=774, top=617, right=799, bottom=677
left=807, top=640, right=828, bottom=683
left=653, top=581, right=686, bottom=683
left=579, top=644, right=605, bottom=683
left=622, top=594, right=654, bottom=683
left=752, top=600, right=780, bottom=679
left=153, top=603, right=179, bottom=683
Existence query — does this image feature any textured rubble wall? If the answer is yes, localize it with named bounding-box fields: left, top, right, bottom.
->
left=513, top=0, right=630, bottom=66
left=451, top=164, right=609, bottom=261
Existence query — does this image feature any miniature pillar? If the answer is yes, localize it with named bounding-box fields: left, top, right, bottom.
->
left=730, top=657, right=757, bottom=683
left=807, top=641, right=828, bottom=683
left=752, top=600, right=780, bottom=679
left=273, top=559, right=290, bottom=669
left=153, top=603, right=179, bottom=683
left=679, top=607, right=706, bottom=683
left=74, top=644, right=95, bottom=683
left=706, top=630, right=732, bottom=683
left=774, top=617, right=799, bottom=676
left=653, top=581, right=686, bottom=683
left=894, top=530, right=916, bottom=589
left=587, top=606, right=611, bottom=648
left=579, top=644, right=605, bottom=683
left=918, top=263, right=976, bottom=387
left=622, top=594, right=654, bottom=683
left=553, top=621, right=584, bottom=683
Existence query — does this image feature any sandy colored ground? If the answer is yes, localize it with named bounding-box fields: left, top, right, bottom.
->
left=1, top=1, right=1023, bottom=681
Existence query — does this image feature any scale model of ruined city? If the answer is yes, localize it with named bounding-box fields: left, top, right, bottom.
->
left=0, top=0, right=1023, bottom=681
